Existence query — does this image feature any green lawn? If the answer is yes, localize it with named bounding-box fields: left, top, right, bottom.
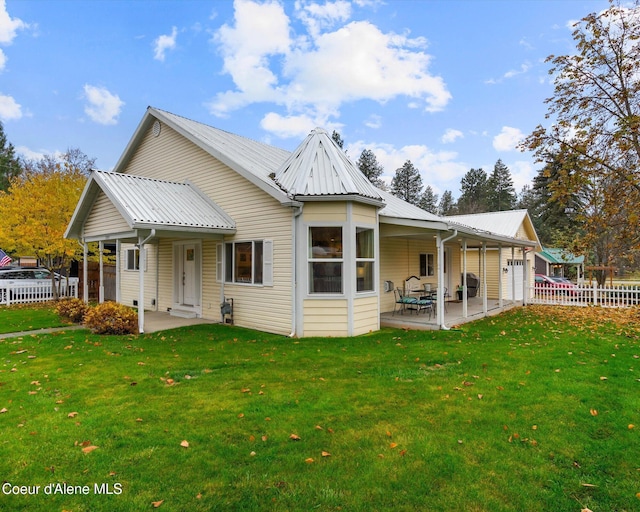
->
left=0, top=303, right=70, bottom=334
left=0, top=305, right=638, bottom=511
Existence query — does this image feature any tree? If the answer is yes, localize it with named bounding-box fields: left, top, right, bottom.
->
left=0, top=153, right=89, bottom=297
left=457, top=168, right=488, bottom=214
left=520, top=0, right=640, bottom=273
left=486, top=159, right=516, bottom=211
left=0, top=121, right=23, bottom=191
left=357, top=148, right=385, bottom=188
left=331, top=130, right=344, bottom=150
left=390, top=160, right=423, bottom=205
left=418, top=185, right=439, bottom=214
left=438, top=190, right=456, bottom=216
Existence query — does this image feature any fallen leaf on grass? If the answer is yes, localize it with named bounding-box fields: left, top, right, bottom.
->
left=321, top=451, right=331, bottom=457
left=289, top=434, right=301, bottom=441
left=0, top=408, right=7, bottom=414
left=305, top=458, right=314, bottom=463
left=82, top=445, right=98, bottom=454
left=68, top=412, right=78, bottom=418
left=600, top=376, right=608, bottom=381
left=389, top=442, right=398, bottom=449
left=180, top=440, right=189, bottom=448
left=152, top=500, right=164, bottom=508
left=590, top=409, right=598, bottom=416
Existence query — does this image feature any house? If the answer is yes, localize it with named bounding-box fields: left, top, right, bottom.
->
left=65, top=107, right=540, bottom=336
left=446, top=210, right=542, bottom=301
left=535, top=248, right=585, bottom=283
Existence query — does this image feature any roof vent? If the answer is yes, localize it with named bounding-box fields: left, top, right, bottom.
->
left=152, top=120, right=161, bottom=137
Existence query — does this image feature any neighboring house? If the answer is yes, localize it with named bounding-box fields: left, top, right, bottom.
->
left=446, top=210, right=541, bottom=301
left=66, top=107, right=540, bottom=336
left=535, top=248, right=585, bottom=283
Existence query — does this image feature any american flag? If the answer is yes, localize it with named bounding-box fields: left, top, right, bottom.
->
left=0, top=249, right=12, bottom=267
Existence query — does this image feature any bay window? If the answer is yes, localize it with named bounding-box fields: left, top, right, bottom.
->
left=309, top=226, right=343, bottom=293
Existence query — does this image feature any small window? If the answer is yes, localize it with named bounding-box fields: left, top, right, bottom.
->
left=356, top=227, right=374, bottom=292
left=419, top=253, right=435, bottom=277
left=224, top=241, right=265, bottom=285
left=126, top=248, right=140, bottom=271
left=309, top=226, right=343, bottom=294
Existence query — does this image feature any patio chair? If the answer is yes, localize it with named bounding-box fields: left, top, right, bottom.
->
left=394, top=287, right=418, bottom=315
left=415, top=297, right=433, bottom=318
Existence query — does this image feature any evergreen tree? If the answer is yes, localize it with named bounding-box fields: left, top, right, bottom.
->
left=457, top=168, right=488, bottom=214
left=357, top=148, right=385, bottom=188
left=418, top=185, right=439, bottom=214
left=438, top=190, right=456, bottom=216
left=0, top=122, right=23, bottom=191
left=486, top=159, right=516, bottom=211
left=390, top=160, right=422, bottom=206
left=331, top=130, right=344, bottom=149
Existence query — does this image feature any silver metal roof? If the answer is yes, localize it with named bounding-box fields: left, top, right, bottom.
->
left=275, top=127, right=383, bottom=203
left=377, top=188, right=443, bottom=222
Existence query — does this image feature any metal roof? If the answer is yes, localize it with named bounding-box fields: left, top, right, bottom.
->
left=275, top=127, right=383, bottom=203
left=447, top=210, right=530, bottom=238
left=65, top=170, right=235, bottom=239
left=538, top=248, right=584, bottom=264
left=377, top=188, right=444, bottom=222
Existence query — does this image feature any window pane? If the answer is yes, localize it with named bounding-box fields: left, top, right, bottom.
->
left=309, top=262, right=342, bottom=293
left=419, top=254, right=427, bottom=277
left=235, top=242, right=252, bottom=283
left=428, top=254, right=434, bottom=276
left=356, top=228, right=374, bottom=258
left=253, top=242, right=263, bottom=284
left=310, top=226, right=342, bottom=259
left=356, top=261, right=373, bottom=292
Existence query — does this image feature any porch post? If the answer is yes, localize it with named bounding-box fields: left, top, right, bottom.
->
left=436, top=233, right=444, bottom=327
left=138, top=234, right=145, bottom=334
left=116, top=240, right=121, bottom=303
left=98, top=241, right=104, bottom=304
left=498, top=245, right=503, bottom=309
left=522, top=248, right=528, bottom=306
left=511, top=247, right=516, bottom=305
left=83, top=242, right=89, bottom=303
left=462, top=239, right=468, bottom=318
left=482, top=242, right=488, bottom=315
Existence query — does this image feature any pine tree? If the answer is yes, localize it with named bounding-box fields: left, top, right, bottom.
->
left=486, top=159, right=516, bottom=211
left=357, top=149, right=385, bottom=188
left=331, top=130, right=344, bottom=149
left=438, top=190, right=456, bottom=216
left=418, top=185, right=439, bottom=214
left=457, top=168, right=488, bottom=214
left=390, top=160, right=422, bottom=206
left=0, top=122, right=23, bottom=191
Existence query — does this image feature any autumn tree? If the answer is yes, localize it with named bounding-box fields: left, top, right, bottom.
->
left=0, top=121, right=22, bottom=191
left=391, top=160, right=423, bottom=206
left=486, top=159, right=516, bottom=211
left=0, top=152, right=89, bottom=296
left=520, top=0, right=640, bottom=277
left=457, top=168, right=488, bottom=214
left=357, top=148, right=385, bottom=188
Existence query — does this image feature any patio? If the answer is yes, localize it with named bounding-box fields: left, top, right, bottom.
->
left=380, top=296, right=520, bottom=330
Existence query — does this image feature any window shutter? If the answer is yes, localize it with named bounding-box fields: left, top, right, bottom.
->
left=263, top=240, right=273, bottom=286
left=216, top=244, right=223, bottom=283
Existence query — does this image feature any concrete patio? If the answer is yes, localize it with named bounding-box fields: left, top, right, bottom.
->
left=380, top=296, right=521, bottom=330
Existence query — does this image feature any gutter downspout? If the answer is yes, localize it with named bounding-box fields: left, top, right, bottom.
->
left=437, top=228, right=458, bottom=330
left=136, top=229, right=156, bottom=334
left=288, top=204, right=304, bottom=338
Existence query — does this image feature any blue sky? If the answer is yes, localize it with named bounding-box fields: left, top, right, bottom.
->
left=1, top=0, right=610, bottom=198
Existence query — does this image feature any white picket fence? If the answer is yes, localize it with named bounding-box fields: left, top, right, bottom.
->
left=528, top=283, right=640, bottom=307
left=0, top=278, right=79, bottom=306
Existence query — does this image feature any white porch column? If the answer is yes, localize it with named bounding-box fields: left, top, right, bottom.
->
left=522, top=248, right=528, bottom=306
left=98, top=241, right=104, bottom=304
left=498, top=245, right=503, bottom=309
left=462, top=239, right=468, bottom=318
left=511, top=247, right=516, bottom=305
left=82, top=242, right=89, bottom=303
left=436, top=233, right=444, bottom=327
left=116, top=240, right=121, bottom=303
left=138, top=234, right=145, bottom=334
left=482, top=242, right=488, bottom=315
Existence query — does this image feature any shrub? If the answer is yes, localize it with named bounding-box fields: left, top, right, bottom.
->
left=55, top=298, right=89, bottom=323
left=84, top=302, right=138, bottom=335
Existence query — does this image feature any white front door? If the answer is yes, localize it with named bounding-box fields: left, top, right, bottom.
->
left=175, top=241, right=200, bottom=310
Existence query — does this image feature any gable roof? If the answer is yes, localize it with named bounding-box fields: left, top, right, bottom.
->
left=446, top=209, right=541, bottom=249
left=275, top=128, right=383, bottom=205
left=115, top=107, right=297, bottom=206
left=537, top=247, right=584, bottom=265
left=65, top=170, right=236, bottom=240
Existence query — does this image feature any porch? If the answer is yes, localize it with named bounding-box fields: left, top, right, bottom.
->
left=380, top=296, right=521, bottom=330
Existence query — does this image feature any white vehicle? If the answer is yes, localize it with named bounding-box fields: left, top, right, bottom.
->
left=0, top=267, right=78, bottom=303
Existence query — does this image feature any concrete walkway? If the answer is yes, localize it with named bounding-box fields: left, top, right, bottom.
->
left=0, top=324, right=86, bottom=340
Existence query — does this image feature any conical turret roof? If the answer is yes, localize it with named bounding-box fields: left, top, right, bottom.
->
left=274, top=128, right=383, bottom=203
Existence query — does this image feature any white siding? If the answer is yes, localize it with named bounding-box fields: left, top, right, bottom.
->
left=303, top=299, right=348, bottom=337
left=119, top=243, right=158, bottom=310
left=83, top=192, right=129, bottom=237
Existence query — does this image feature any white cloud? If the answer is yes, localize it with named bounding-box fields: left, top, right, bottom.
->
left=153, top=26, right=178, bottom=62
left=15, top=145, right=46, bottom=161
left=485, top=62, right=532, bottom=84
left=83, top=85, right=124, bottom=125
left=510, top=160, right=536, bottom=192
left=208, top=0, right=451, bottom=134
left=441, top=128, right=463, bottom=144
left=0, top=0, right=27, bottom=72
left=364, top=114, right=381, bottom=129
left=260, top=112, right=318, bottom=138
left=493, top=126, right=524, bottom=152
left=0, top=93, right=21, bottom=120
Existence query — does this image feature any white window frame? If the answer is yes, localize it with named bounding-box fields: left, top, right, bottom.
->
left=419, top=253, right=435, bottom=277
left=355, top=226, right=375, bottom=293
left=308, top=225, right=344, bottom=295
left=219, top=240, right=272, bottom=286
left=125, top=248, right=147, bottom=272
